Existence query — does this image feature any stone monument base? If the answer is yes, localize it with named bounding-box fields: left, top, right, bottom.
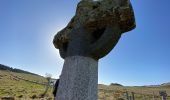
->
left=56, top=56, right=98, bottom=100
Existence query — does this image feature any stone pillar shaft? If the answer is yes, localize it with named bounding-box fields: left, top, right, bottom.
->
left=56, top=56, right=98, bottom=100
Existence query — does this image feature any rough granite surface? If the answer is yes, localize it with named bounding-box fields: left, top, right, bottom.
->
left=55, top=56, right=98, bottom=100
left=53, top=0, right=135, bottom=50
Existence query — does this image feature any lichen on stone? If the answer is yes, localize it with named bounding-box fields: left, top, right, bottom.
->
left=53, top=0, right=136, bottom=56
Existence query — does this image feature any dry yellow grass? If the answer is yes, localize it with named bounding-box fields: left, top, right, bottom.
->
left=98, top=84, right=170, bottom=100
left=0, top=70, right=170, bottom=100
left=0, top=70, right=53, bottom=100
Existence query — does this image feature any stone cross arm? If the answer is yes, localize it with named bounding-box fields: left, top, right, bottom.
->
left=53, top=0, right=136, bottom=60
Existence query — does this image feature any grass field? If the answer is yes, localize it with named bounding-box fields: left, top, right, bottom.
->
left=0, top=70, right=169, bottom=100
left=98, top=84, right=170, bottom=100
left=0, top=70, right=53, bottom=100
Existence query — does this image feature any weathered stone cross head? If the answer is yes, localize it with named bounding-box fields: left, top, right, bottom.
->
left=53, top=0, right=136, bottom=100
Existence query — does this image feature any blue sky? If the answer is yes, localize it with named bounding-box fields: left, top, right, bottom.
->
left=0, top=0, right=170, bottom=86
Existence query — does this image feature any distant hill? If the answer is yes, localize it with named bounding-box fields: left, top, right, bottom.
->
left=0, top=64, right=39, bottom=76
left=161, top=82, right=170, bottom=87
left=110, top=83, right=123, bottom=86
left=143, top=82, right=170, bottom=88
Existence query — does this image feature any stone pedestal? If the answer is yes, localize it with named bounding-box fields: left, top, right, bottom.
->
left=55, top=56, right=98, bottom=100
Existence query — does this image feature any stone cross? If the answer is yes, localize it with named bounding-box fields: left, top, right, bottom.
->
left=53, top=0, right=136, bottom=100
